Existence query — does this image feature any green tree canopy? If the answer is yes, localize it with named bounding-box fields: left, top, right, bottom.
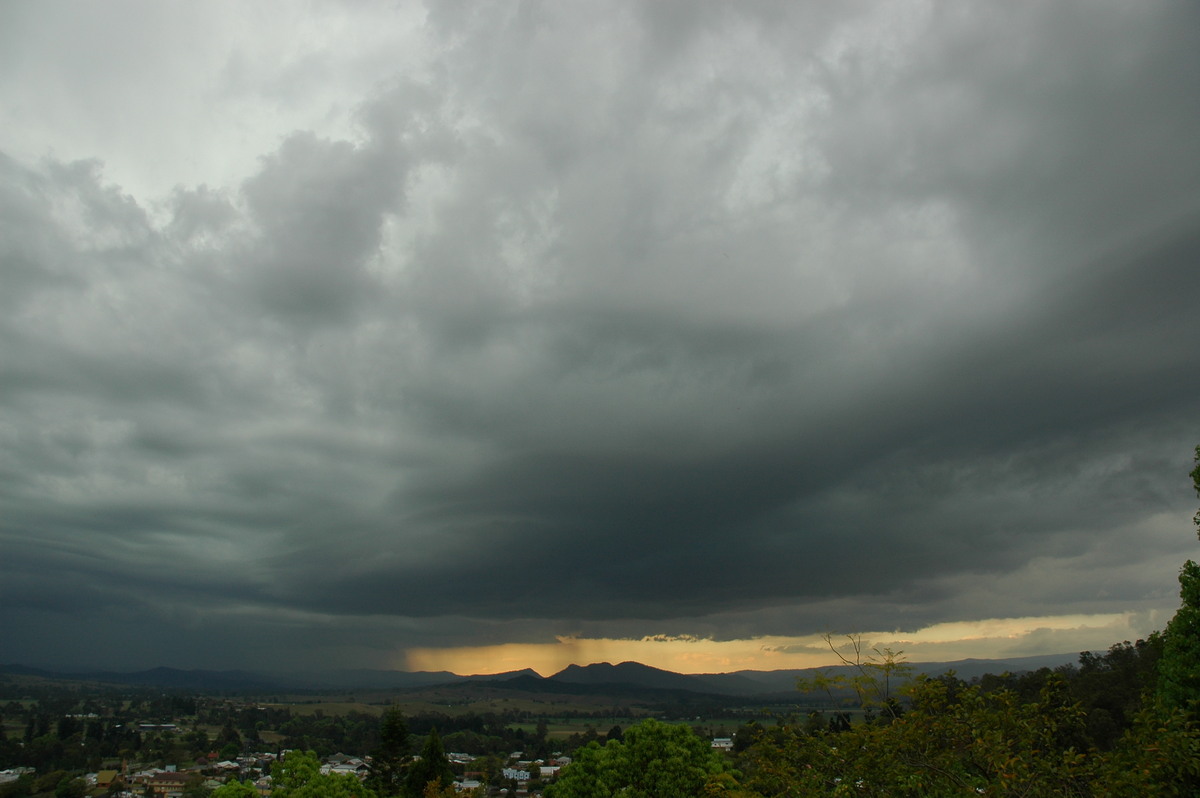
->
left=216, top=720, right=242, bottom=750
left=1157, top=560, right=1200, bottom=713
left=745, top=674, right=1099, bottom=796
left=274, top=750, right=378, bottom=798
left=210, top=781, right=258, bottom=798
left=546, top=718, right=731, bottom=798
left=1157, top=446, right=1200, bottom=714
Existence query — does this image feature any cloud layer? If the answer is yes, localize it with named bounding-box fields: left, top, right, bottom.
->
left=2, top=0, right=1199, bottom=671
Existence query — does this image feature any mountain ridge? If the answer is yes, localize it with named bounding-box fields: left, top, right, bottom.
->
left=0, top=652, right=1080, bottom=694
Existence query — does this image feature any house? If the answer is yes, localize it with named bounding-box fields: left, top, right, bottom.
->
left=0, top=769, right=35, bottom=787
left=96, top=770, right=122, bottom=789
left=711, top=737, right=734, bottom=751
left=321, top=762, right=368, bottom=779
left=145, top=771, right=191, bottom=798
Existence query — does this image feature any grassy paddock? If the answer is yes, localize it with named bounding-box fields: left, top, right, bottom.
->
left=273, top=701, right=384, bottom=717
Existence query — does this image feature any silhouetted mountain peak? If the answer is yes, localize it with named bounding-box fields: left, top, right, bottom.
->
left=550, top=661, right=703, bottom=691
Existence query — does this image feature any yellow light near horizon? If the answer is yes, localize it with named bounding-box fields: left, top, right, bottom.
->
left=403, top=636, right=826, bottom=676
left=402, top=611, right=1160, bottom=676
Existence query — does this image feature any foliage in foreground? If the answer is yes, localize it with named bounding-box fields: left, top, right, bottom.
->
left=546, top=718, right=737, bottom=798
left=267, top=750, right=378, bottom=798
left=741, top=672, right=1200, bottom=797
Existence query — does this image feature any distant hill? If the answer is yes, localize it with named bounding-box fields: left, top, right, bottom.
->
left=689, top=652, right=1082, bottom=696
left=534, top=652, right=1080, bottom=698
left=0, top=652, right=1081, bottom=695
left=280, top=669, right=468, bottom=690
left=542, top=660, right=799, bottom=698
left=0, top=664, right=283, bottom=691
left=912, top=653, right=1080, bottom=681
left=550, top=661, right=705, bottom=691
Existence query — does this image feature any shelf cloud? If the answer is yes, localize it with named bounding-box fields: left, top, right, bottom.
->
left=2, top=0, right=1199, bottom=672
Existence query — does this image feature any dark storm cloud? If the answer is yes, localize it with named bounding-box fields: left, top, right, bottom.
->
left=2, top=0, right=1199, bottom=670
left=240, top=131, right=406, bottom=326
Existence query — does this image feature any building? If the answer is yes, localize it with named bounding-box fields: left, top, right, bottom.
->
left=95, top=770, right=122, bottom=790
left=144, top=771, right=191, bottom=798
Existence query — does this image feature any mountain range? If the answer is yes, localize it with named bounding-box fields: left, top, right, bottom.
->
left=0, top=653, right=1079, bottom=695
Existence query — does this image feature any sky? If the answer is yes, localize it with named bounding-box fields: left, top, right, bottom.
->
left=2, top=0, right=1200, bottom=677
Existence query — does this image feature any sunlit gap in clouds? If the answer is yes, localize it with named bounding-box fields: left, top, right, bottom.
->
left=403, top=610, right=1165, bottom=676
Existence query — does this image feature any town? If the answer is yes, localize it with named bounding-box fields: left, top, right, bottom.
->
left=2, top=620, right=1194, bottom=797
left=0, top=679, right=749, bottom=798
left=1, top=745, right=581, bottom=797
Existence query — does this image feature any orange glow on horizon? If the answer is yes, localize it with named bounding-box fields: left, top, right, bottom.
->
left=402, top=611, right=1162, bottom=676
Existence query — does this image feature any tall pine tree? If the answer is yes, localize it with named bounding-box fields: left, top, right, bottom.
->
left=369, top=707, right=409, bottom=796
left=404, top=728, right=454, bottom=798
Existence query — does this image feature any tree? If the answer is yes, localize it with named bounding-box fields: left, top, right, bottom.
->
left=1070, top=635, right=1164, bottom=748
left=216, top=719, right=242, bottom=761
left=53, top=776, right=86, bottom=798
left=546, top=718, right=734, bottom=798
left=421, top=783, right=466, bottom=798
left=216, top=720, right=242, bottom=749
left=56, top=716, right=78, bottom=741
left=369, top=706, right=410, bottom=796
left=186, top=727, right=210, bottom=756
left=1157, top=445, right=1200, bottom=715
left=796, top=634, right=914, bottom=723
left=744, top=673, right=1095, bottom=796
left=1194, top=443, right=1200, bottom=531
left=273, top=750, right=379, bottom=798
left=210, top=781, right=259, bottom=798
left=1092, top=704, right=1200, bottom=795
left=404, top=728, right=454, bottom=798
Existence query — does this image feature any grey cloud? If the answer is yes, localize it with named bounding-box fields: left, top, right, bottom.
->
left=2, top=0, right=1199, bottom=671
left=240, top=132, right=404, bottom=326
